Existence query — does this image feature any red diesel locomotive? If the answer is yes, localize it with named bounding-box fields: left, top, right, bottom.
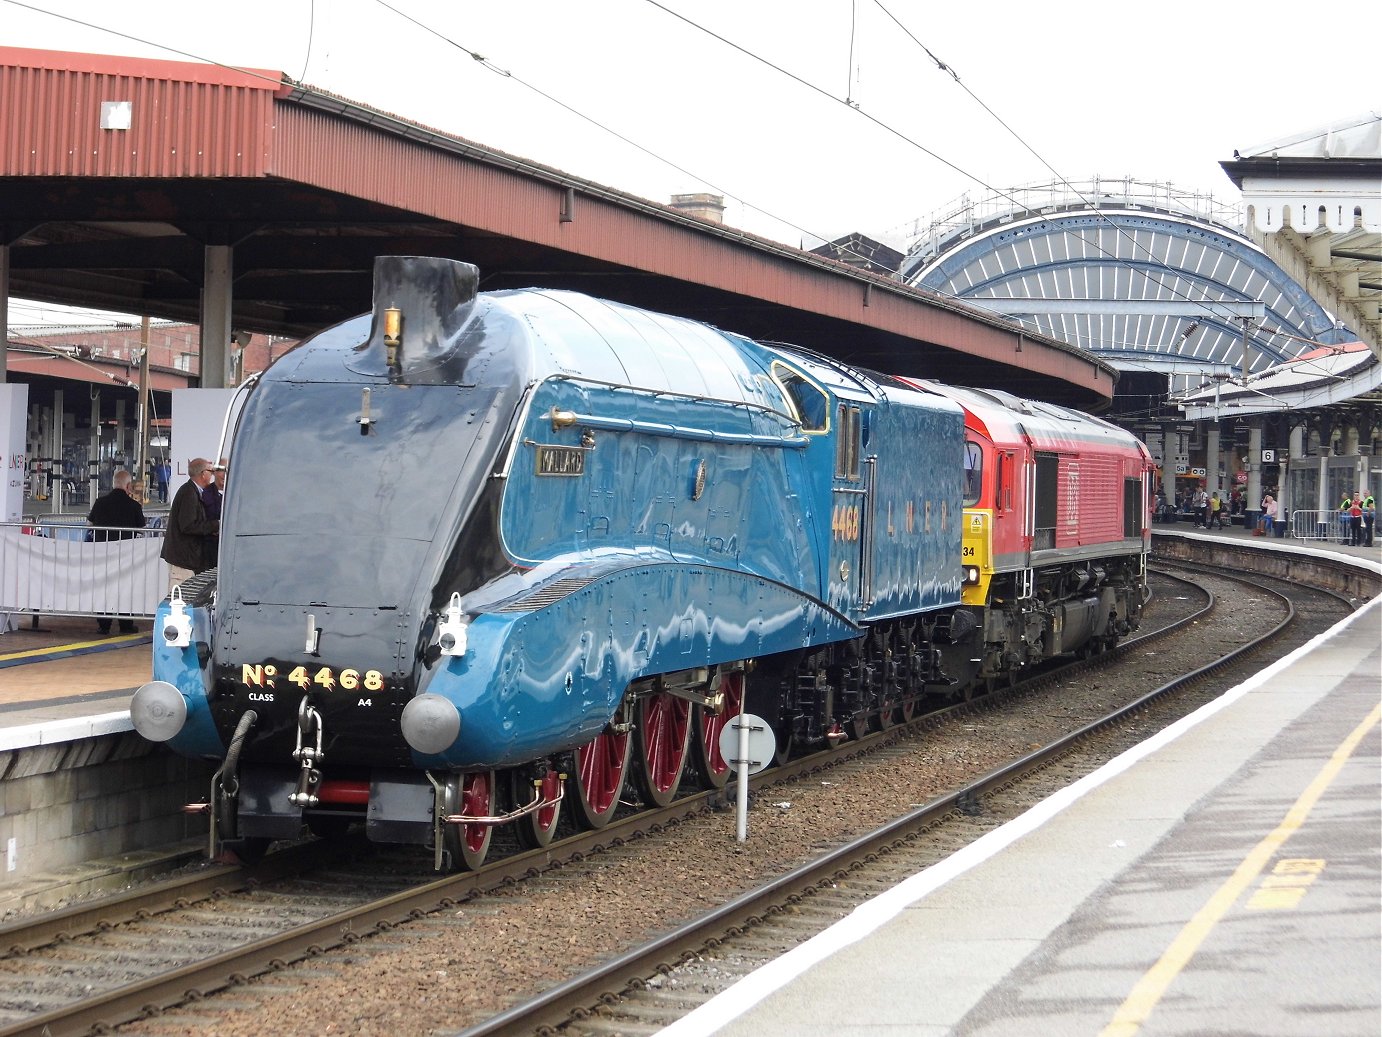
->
left=905, top=381, right=1154, bottom=691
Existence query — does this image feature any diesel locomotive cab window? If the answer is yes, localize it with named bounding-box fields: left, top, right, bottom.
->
left=773, top=363, right=828, bottom=432
left=963, top=441, right=983, bottom=506
left=835, top=404, right=862, bottom=480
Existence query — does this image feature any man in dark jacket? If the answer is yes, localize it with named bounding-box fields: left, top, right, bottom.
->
left=199, top=459, right=226, bottom=568
left=161, top=457, right=220, bottom=592
left=87, top=469, right=146, bottom=633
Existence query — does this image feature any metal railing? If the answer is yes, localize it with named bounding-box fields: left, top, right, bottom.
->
left=0, top=522, right=168, bottom=629
left=1289, top=510, right=1350, bottom=542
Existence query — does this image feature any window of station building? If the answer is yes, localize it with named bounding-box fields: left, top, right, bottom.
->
left=835, top=404, right=862, bottom=480
left=771, top=362, right=829, bottom=432
left=963, top=441, right=983, bottom=506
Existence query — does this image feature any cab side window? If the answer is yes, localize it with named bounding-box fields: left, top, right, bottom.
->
left=774, top=364, right=828, bottom=432
left=963, top=441, right=983, bottom=506
left=835, top=404, right=862, bottom=480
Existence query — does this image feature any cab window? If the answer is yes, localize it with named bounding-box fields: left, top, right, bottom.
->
left=835, top=404, right=862, bottom=480
left=963, top=441, right=983, bottom=506
left=772, top=362, right=828, bottom=432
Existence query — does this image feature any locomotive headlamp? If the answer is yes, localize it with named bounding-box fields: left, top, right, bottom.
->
left=963, top=565, right=981, bottom=585
left=436, top=592, right=468, bottom=658
left=163, top=587, right=193, bottom=647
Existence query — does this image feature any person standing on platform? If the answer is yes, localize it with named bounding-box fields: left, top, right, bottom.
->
left=1338, top=494, right=1355, bottom=544
left=1363, top=492, right=1376, bottom=547
left=87, top=469, right=146, bottom=634
left=153, top=459, right=170, bottom=503
left=1208, top=491, right=1224, bottom=529
left=161, top=458, right=219, bottom=592
left=1348, top=493, right=1364, bottom=546
left=200, top=458, right=227, bottom=568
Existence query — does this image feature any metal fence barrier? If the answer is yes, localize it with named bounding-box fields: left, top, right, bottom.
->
left=0, top=521, right=168, bottom=630
left=1289, top=510, right=1349, bottom=542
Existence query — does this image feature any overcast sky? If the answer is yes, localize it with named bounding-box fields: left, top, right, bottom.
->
left=6, top=0, right=1380, bottom=323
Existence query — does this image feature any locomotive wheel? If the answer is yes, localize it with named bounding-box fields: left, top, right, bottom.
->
left=443, top=770, right=495, bottom=871
left=691, top=672, right=745, bottom=789
left=636, top=691, right=692, bottom=807
left=895, top=694, right=917, bottom=725
left=572, top=725, right=632, bottom=829
left=509, top=768, right=562, bottom=850
left=847, top=711, right=871, bottom=741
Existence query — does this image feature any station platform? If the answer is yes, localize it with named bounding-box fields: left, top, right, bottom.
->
left=660, top=544, right=1382, bottom=1037
left=0, top=616, right=149, bottom=750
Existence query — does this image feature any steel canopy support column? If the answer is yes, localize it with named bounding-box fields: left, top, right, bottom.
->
left=1245, top=421, right=1264, bottom=530
left=201, top=244, right=233, bottom=389
left=1283, top=425, right=1304, bottom=519
left=1205, top=424, right=1221, bottom=496
left=1342, top=423, right=1366, bottom=501
left=0, top=243, right=9, bottom=383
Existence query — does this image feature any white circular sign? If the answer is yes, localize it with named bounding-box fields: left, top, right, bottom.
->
left=716, top=712, right=776, bottom=775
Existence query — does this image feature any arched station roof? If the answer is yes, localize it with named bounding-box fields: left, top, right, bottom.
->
left=0, top=46, right=1115, bottom=408
left=900, top=179, right=1349, bottom=380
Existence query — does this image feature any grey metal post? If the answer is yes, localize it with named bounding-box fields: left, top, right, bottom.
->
left=0, top=243, right=8, bottom=384
left=1205, top=424, right=1221, bottom=496
left=201, top=244, right=233, bottom=389
left=1246, top=422, right=1264, bottom=530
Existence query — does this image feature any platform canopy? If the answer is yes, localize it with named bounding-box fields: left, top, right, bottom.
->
left=0, top=45, right=1114, bottom=407
left=1176, top=341, right=1381, bottom=421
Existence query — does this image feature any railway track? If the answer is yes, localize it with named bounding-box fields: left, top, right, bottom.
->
left=461, top=564, right=1352, bottom=1037
left=0, top=566, right=1349, bottom=1037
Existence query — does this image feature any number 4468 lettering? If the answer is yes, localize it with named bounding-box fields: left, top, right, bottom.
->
left=241, top=663, right=384, bottom=692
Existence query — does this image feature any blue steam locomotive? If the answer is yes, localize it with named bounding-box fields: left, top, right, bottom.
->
left=131, top=256, right=1060, bottom=868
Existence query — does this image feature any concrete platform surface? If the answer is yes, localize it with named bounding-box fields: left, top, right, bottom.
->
left=661, top=596, right=1381, bottom=1037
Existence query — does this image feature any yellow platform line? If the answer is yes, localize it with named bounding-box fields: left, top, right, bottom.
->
left=0, top=633, right=146, bottom=663
left=1100, top=701, right=1382, bottom=1037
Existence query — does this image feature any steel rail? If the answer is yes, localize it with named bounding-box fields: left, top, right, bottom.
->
left=454, top=571, right=1299, bottom=1037
left=0, top=571, right=1213, bottom=1037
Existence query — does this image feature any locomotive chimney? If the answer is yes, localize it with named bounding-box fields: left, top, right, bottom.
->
left=365, top=256, right=480, bottom=382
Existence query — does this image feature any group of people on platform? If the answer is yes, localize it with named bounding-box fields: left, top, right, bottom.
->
left=84, top=457, right=225, bottom=634
left=1153, top=486, right=1245, bottom=528
left=1338, top=491, right=1376, bottom=547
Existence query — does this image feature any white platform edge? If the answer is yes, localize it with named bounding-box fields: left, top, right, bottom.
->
left=655, top=592, right=1382, bottom=1037
left=0, top=710, right=134, bottom=753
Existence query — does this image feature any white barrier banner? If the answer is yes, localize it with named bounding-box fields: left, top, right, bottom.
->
left=0, top=527, right=168, bottom=615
